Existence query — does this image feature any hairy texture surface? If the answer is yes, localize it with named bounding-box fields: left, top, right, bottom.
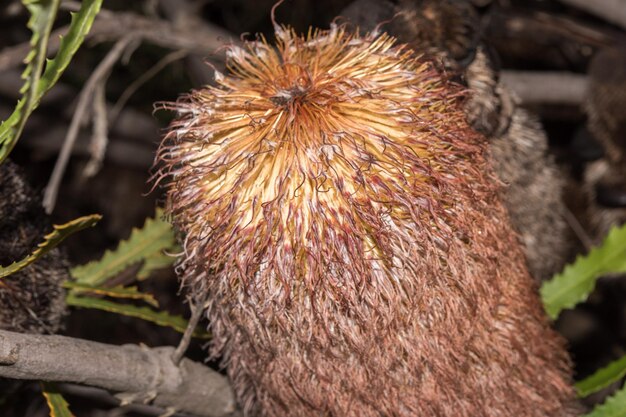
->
left=156, top=26, right=579, bottom=416
left=489, top=105, right=572, bottom=280
left=0, top=160, right=68, bottom=334
left=342, top=0, right=575, bottom=280
left=465, top=49, right=573, bottom=281
left=390, top=0, right=481, bottom=68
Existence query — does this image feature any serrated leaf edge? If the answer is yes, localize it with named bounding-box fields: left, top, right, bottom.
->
left=584, top=383, right=626, bottom=417
left=541, top=224, right=626, bottom=319
left=71, top=209, right=176, bottom=286
left=576, top=355, right=626, bottom=398
left=0, top=214, right=101, bottom=278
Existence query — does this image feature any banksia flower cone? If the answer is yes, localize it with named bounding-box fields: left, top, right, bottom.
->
left=155, top=24, right=579, bottom=416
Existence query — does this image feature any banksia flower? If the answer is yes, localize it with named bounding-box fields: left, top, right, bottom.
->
left=155, top=24, right=580, bottom=416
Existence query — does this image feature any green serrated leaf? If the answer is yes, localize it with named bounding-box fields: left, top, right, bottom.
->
left=66, top=294, right=210, bottom=338
left=584, top=383, right=626, bottom=417
left=0, top=0, right=60, bottom=164
left=71, top=209, right=177, bottom=286
left=0, top=0, right=103, bottom=163
left=576, top=356, right=626, bottom=397
left=36, top=0, right=103, bottom=98
left=0, top=214, right=101, bottom=279
left=41, top=382, right=74, bottom=417
left=541, top=223, right=626, bottom=320
left=63, top=281, right=159, bottom=307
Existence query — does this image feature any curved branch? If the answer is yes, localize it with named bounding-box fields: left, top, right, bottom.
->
left=556, top=0, right=626, bottom=31
left=0, top=329, right=240, bottom=417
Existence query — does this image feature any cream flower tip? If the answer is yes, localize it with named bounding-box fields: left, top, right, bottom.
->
left=155, top=24, right=479, bottom=294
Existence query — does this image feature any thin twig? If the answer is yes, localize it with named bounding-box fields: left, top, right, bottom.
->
left=83, top=79, right=109, bottom=178
left=110, top=49, right=188, bottom=124
left=0, top=70, right=161, bottom=147
left=0, top=98, right=155, bottom=169
left=58, top=383, right=195, bottom=416
left=172, top=294, right=209, bottom=366
left=563, top=205, right=593, bottom=252
left=43, top=36, right=135, bottom=213
left=158, top=0, right=217, bottom=85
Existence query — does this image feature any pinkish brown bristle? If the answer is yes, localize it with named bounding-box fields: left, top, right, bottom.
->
left=155, top=24, right=579, bottom=417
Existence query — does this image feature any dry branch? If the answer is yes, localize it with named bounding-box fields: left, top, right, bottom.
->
left=0, top=329, right=240, bottom=417
left=557, top=0, right=626, bottom=31
left=57, top=384, right=191, bottom=416
left=158, top=0, right=218, bottom=85
left=0, top=70, right=157, bottom=169
left=501, top=70, right=588, bottom=106
left=0, top=70, right=159, bottom=145
left=0, top=100, right=156, bottom=170
left=43, top=36, right=135, bottom=213
left=0, top=6, right=236, bottom=73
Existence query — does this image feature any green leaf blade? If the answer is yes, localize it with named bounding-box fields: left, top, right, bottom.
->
left=0, top=214, right=101, bottom=278
left=541, top=224, right=626, bottom=319
left=36, top=1, right=103, bottom=97
left=577, top=356, right=626, bottom=398
left=66, top=294, right=210, bottom=339
left=41, top=382, right=74, bottom=417
left=0, top=0, right=60, bottom=163
left=63, top=281, right=159, bottom=307
left=0, top=0, right=103, bottom=163
left=70, top=209, right=177, bottom=286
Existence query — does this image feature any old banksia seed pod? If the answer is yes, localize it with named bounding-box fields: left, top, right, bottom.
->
left=155, top=23, right=580, bottom=416
left=0, top=160, right=68, bottom=334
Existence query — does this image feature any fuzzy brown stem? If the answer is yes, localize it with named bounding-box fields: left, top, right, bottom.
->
left=0, top=329, right=239, bottom=417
